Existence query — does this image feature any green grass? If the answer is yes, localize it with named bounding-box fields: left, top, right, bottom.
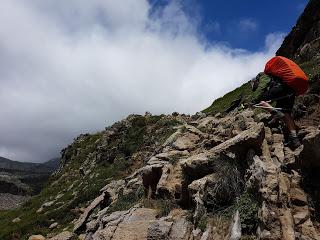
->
left=63, top=132, right=103, bottom=169
left=300, top=59, right=320, bottom=79
left=197, top=214, right=208, bottom=232
left=202, top=75, right=270, bottom=115
left=0, top=159, right=128, bottom=240
left=108, top=187, right=144, bottom=213
left=108, top=188, right=177, bottom=217
left=141, top=198, right=177, bottom=217
left=216, top=191, right=259, bottom=235
left=0, top=135, right=129, bottom=240
left=202, top=82, right=251, bottom=114
left=120, top=116, right=147, bottom=157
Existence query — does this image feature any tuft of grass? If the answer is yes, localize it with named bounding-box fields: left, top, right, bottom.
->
left=198, top=214, right=230, bottom=236
left=156, top=199, right=176, bottom=217
left=197, top=214, right=208, bottom=232
left=120, top=116, right=147, bottom=157
left=141, top=198, right=176, bottom=217
left=300, top=59, right=320, bottom=79
left=241, top=236, right=258, bottom=240
left=217, top=191, right=259, bottom=235
left=204, top=159, right=244, bottom=211
left=108, top=187, right=144, bottom=213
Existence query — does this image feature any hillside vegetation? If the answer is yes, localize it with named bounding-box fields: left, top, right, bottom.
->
left=0, top=115, right=182, bottom=239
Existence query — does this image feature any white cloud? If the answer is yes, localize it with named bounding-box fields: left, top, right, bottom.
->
left=265, top=32, right=286, bottom=51
left=238, top=19, right=258, bottom=32
left=0, top=0, right=284, bottom=162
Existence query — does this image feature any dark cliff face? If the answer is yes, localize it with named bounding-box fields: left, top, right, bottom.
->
left=276, top=0, right=320, bottom=62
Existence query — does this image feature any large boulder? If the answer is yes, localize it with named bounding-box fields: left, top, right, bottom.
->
left=48, top=231, right=76, bottom=240
left=146, top=209, right=193, bottom=240
left=92, top=208, right=157, bottom=240
left=299, top=128, right=320, bottom=169
left=172, top=133, right=201, bottom=151
left=181, top=123, right=265, bottom=180
left=73, top=193, right=107, bottom=233
left=28, top=236, right=45, bottom=240
left=181, top=153, right=213, bottom=180
left=207, top=122, right=265, bottom=158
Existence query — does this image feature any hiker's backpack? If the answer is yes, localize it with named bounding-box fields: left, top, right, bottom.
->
left=264, top=56, right=309, bottom=96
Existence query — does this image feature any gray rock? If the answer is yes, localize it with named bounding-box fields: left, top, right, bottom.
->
left=73, top=193, right=106, bottom=232
left=229, top=210, right=241, bottom=240
left=93, top=208, right=158, bottom=240
left=48, top=231, right=75, bottom=240
left=163, top=129, right=183, bottom=148
left=49, top=222, right=58, bottom=229
left=28, top=235, right=46, bottom=240
left=100, top=180, right=125, bottom=202
left=147, top=220, right=173, bottom=239
left=172, top=133, right=200, bottom=151
left=299, top=128, right=320, bottom=168
left=167, top=210, right=193, bottom=240
left=12, top=217, right=21, bottom=223
left=42, top=200, right=55, bottom=208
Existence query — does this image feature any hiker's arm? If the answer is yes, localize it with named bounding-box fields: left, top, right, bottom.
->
left=256, top=101, right=273, bottom=112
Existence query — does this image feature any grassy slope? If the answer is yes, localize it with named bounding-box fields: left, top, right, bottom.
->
left=203, top=59, right=320, bottom=115
left=0, top=133, right=115, bottom=239
left=0, top=115, right=181, bottom=240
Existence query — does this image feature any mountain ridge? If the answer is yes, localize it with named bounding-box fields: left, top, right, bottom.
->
left=0, top=157, right=59, bottom=174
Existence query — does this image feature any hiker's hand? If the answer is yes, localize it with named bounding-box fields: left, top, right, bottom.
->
left=258, top=101, right=270, bottom=108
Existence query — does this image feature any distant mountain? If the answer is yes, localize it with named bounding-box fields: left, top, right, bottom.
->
left=0, top=156, right=60, bottom=200
left=0, top=156, right=59, bottom=173
left=43, top=158, right=60, bottom=170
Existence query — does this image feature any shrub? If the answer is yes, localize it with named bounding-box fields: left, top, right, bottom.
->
left=197, top=214, right=208, bottom=232
left=236, top=192, right=259, bottom=234
left=120, top=116, right=146, bottom=157
left=141, top=198, right=176, bottom=217
left=218, top=191, right=259, bottom=235
left=204, top=159, right=244, bottom=211
left=108, top=187, right=144, bottom=213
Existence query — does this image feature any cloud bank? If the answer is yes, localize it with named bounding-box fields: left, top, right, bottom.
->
left=0, top=0, right=284, bottom=162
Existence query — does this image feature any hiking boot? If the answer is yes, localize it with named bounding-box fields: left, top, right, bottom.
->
left=285, top=134, right=301, bottom=150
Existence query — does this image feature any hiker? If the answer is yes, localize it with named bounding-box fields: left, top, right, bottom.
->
left=251, top=56, right=309, bottom=149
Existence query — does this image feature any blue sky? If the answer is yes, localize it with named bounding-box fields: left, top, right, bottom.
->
left=150, top=0, right=309, bottom=51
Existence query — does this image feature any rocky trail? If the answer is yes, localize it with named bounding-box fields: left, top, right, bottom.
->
left=34, top=109, right=320, bottom=240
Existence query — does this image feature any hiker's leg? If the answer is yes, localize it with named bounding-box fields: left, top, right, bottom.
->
left=284, top=113, right=296, bottom=131
left=283, top=112, right=301, bottom=149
